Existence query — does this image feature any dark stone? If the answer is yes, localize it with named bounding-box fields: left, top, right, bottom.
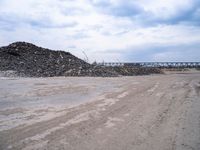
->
left=0, top=42, right=117, bottom=77
left=0, top=42, right=162, bottom=77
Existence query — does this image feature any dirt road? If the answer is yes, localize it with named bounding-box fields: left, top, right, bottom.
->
left=0, top=72, right=200, bottom=150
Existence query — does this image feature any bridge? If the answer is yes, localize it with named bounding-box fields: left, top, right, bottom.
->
left=98, top=62, right=200, bottom=68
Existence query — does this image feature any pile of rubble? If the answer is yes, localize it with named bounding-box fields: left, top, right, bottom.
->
left=106, top=66, right=162, bottom=76
left=0, top=42, right=117, bottom=77
left=0, top=42, right=162, bottom=77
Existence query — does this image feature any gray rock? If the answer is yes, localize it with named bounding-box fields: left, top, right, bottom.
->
left=0, top=42, right=117, bottom=77
left=0, top=42, right=162, bottom=77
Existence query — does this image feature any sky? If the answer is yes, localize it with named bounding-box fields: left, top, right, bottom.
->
left=0, top=0, right=200, bottom=62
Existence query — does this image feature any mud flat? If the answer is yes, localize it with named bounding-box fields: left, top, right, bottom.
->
left=0, top=71, right=200, bottom=150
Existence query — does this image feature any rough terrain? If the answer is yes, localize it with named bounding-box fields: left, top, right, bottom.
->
left=0, top=42, right=117, bottom=77
left=0, top=71, right=200, bottom=150
left=0, top=42, right=162, bottom=77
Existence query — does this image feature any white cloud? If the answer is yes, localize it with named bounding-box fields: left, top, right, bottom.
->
left=0, top=0, right=200, bottom=62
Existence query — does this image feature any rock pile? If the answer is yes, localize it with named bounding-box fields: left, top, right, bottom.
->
left=106, top=66, right=162, bottom=76
left=0, top=42, right=162, bottom=77
left=0, top=42, right=117, bottom=77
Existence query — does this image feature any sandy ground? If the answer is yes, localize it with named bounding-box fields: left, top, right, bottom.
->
left=0, top=71, right=200, bottom=150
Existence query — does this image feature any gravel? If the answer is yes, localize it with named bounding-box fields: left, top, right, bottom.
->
left=0, top=42, right=162, bottom=77
left=0, top=42, right=117, bottom=77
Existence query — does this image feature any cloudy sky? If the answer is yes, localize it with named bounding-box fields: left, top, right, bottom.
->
left=0, top=0, right=200, bottom=62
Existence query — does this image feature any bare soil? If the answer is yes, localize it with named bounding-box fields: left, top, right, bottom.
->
left=0, top=71, right=200, bottom=150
